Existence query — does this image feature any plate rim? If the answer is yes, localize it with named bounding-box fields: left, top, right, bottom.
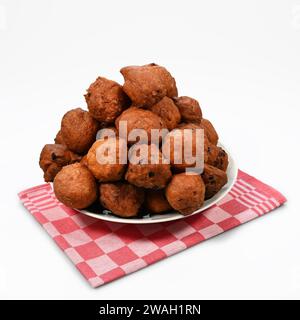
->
left=74, top=142, right=238, bottom=224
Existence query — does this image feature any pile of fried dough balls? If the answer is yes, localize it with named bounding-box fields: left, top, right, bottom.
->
left=39, top=63, right=228, bottom=218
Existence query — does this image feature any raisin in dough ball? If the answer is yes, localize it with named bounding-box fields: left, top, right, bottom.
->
left=201, top=164, right=228, bottom=199
left=86, top=137, right=127, bottom=182
left=53, top=163, right=97, bottom=209
left=85, top=77, right=129, bottom=123
left=120, top=63, right=178, bottom=108
left=206, top=144, right=229, bottom=171
left=115, top=107, right=166, bottom=144
left=162, top=127, right=209, bottom=172
left=100, top=183, right=144, bottom=218
left=39, top=144, right=81, bottom=182
left=166, top=173, right=206, bottom=215
left=150, top=97, right=181, bottom=130
left=125, top=144, right=172, bottom=189
left=173, top=96, right=202, bottom=123
left=61, top=108, right=99, bottom=154
left=145, top=189, right=172, bottom=214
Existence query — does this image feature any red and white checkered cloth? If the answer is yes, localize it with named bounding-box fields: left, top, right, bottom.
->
left=18, top=170, right=286, bottom=288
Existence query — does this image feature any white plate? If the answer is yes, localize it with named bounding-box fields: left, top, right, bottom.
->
left=74, top=143, right=238, bottom=224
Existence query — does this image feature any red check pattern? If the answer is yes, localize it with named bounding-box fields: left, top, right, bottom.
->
left=18, top=170, right=286, bottom=288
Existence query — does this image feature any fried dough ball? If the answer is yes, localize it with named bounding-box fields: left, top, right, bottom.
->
left=85, top=77, right=129, bottom=123
left=54, top=130, right=66, bottom=146
left=61, top=108, right=99, bottom=154
left=120, top=63, right=178, bottom=108
left=145, top=189, right=172, bottom=214
left=100, top=183, right=144, bottom=218
left=87, top=137, right=127, bottom=182
left=173, top=96, right=202, bottom=123
left=207, top=144, right=229, bottom=171
left=201, top=164, right=228, bottom=199
left=39, top=144, right=81, bottom=182
left=150, top=97, right=181, bottom=130
left=162, top=127, right=209, bottom=172
left=199, top=119, right=219, bottom=145
left=115, top=107, right=166, bottom=144
left=165, top=173, right=206, bottom=215
left=53, top=163, right=97, bottom=209
left=125, top=144, right=172, bottom=189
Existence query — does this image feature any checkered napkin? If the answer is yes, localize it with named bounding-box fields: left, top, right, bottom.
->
left=18, top=170, right=286, bottom=288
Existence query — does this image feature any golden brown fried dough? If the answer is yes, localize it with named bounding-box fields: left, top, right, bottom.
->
left=115, top=107, right=166, bottom=144
left=54, top=130, right=66, bottom=146
left=53, top=163, right=98, bottom=209
left=166, top=173, right=206, bottom=215
left=85, top=77, right=129, bottom=123
left=150, top=97, right=181, bottom=130
left=199, top=118, right=219, bottom=145
left=207, top=144, right=229, bottom=171
left=120, top=63, right=178, bottom=108
left=162, top=127, right=209, bottom=172
left=61, top=108, right=99, bottom=154
left=125, top=144, right=172, bottom=189
left=87, top=137, right=127, bottom=182
left=173, top=96, right=202, bottom=123
left=201, top=164, right=228, bottom=199
left=100, top=183, right=144, bottom=218
left=145, top=189, right=172, bottom=214
left=39, top=144, right=81, bottom=182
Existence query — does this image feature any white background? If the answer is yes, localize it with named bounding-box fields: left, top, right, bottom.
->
left=0, top=0, right=299, bottom=299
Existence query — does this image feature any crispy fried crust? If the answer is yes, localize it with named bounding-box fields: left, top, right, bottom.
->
left=145, top=189, right=172, bottom=213
left=100, top=183, right=144, bottom=217
left=199, top=118, right=219, bottom=145
left=166, top=173, right=206, bottom=215
left=39, top=144, right=81, bottom=182
left=125, top=144, right=172, bottom=189
left=206, top=144, right=229, bottom=171
left=173, top=96, right=202, bottom=123
left=201, top=164, right=228, bottom=199
left=120, top=63, right=178, bottom=108
left=54, top=130, right=66, bottom=145
left=53, top=163, right=98, bottom=209
left=61, top=108, right=99, bottom=154
left=150, top=97, right=181, bottom=130
left=85, top=77, right=130, bottom=123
